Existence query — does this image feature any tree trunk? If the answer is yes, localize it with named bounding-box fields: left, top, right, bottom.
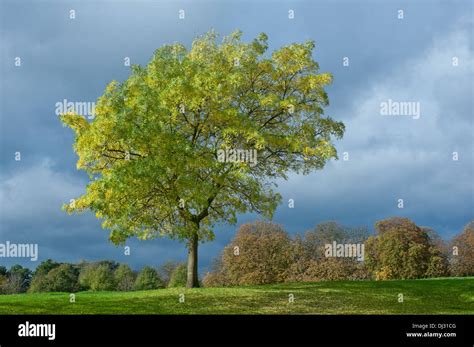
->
left=186, top=231, right=199, bottom=288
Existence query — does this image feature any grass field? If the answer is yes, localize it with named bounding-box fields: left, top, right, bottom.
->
left=0, top=277, right=472, bottom=314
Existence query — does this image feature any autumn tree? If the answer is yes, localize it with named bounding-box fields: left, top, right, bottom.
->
left=207, top=221, right=293, bottom=285
left=287, top=221, right=370, bottom=282
left=365, top=217, right=447, bottom=280
left=450, top=221, right=474, bottom=276
left=422, top=227, right=449, bottom=278
left=60, top=30, right=344, bottom=287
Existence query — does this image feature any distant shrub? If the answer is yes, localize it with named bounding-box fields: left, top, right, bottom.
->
left=202, top=259, right=228, bottom=287
left=28, top=259, right=62, bottom=293
left=135, top=266, right=164, bottom=290
left=0, top=267, right=7, bottom=294
left=79, top=264, right=116, bottom=291
left=206, top=221, right=293, bottom=286
left=29, top=261, right=78, bottom=293
left=0, top=274, right=8, bottom=294
left=202, top=272, right=220, bottom=287
left=35, top=259, right=60, bottom=276
left=4, top=265, right=32, bottom=294
left=158, top=261, right=180, bottom=287
left=45, top=264, right=80, bottom=292
left=28, top=273, right=47, bottom=293
left=96, top=260, right=120, bottom=272
left=167, top=263, right=187, bottom=288
left=79, top=265, right=95, bottom=289
left=90, top=265, right=116, bottom=291
left=3, top=275, right=22, bottom=294
left=114, top=264, right=136, bottom=291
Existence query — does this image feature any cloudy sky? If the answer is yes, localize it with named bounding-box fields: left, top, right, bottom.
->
left=0, top=0, right=472, bottom=272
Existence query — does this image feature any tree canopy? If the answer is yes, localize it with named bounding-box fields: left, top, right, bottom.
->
left=61, top=30, right=344, bottom=287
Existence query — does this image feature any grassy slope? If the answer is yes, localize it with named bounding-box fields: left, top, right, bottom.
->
left=0, top=278, right=472, bottom=314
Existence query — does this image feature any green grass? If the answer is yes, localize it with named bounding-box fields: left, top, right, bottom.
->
left=0, top=277, right=473, bottom=314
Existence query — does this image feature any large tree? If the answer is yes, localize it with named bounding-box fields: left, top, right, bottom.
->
left=60, top=30, right=344, bottom=287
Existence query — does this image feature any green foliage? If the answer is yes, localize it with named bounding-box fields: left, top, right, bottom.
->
left=35, top=259, right=60, bottom=275
left=158, top=261, right=180, bottom=286
left=78, top=265, right=95, bottom=289
left=167, top=263, right=187, bottom=288
left=59, top=31, right=344, bottom=274
left=29, top=259, right=63, bottom=293
left=0, top=275, right=8, bottom=294
left=134, top=266, right=164, bottom=290
left=114, top=264, right=136, bottom=291
left=79, top=264, right=116, bottom=291
left=0, top=266, right=7, bottom=294
left=96, top=260, right=120, bottom=271
left=0, top=266, right=8, bottom=276
left=44, top=264, right=80, bottom=292
left=28, top=273, right=49, bottom=293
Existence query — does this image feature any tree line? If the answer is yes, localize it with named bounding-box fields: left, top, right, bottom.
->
left=0, top=217, right=472, bottom=293
left=202, top=217, right=473, bottom=286
left=0, top=260, right=188, bottom=294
